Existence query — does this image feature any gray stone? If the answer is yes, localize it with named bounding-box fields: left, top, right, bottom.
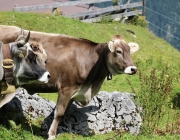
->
left=0, top=89, right=142, bottom=136
left=0, top=88, right=56, bottom=126
left=40, top=91, right=142, bottom=136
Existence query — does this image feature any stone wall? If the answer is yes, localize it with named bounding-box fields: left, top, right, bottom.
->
left=40, top=91, right=142, bottom=136
left=0, top=89, right=142, bottom=136
left=0, top=88, right=55, bottom=125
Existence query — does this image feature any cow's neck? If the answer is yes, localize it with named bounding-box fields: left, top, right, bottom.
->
left=79, top=45, right=110, bottom=98
left=72, top=45, right=111, bottom=106
left=91, top=44, right=111, bottom=95
left=103, top=44, right=112, bottom=80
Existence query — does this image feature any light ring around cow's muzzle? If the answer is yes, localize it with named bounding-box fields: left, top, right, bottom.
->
left=124, top=66, right=137, bottom=75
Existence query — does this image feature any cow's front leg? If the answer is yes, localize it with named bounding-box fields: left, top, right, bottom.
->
left=0, top=92, right=16, bottom=108
left=48, top=87, right=72, bottom=140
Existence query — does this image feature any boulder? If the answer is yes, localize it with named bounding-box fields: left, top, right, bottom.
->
left=40, top=91, right=142, bottom=136
left=0, top=88, right=55, bottom=125
left=0, top=89, right=142, bottom=135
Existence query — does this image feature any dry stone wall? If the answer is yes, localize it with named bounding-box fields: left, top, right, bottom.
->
left=40, top=91, right=142, bottom=136
left=0, top=88, right=55, bottom=125
left=0, top=88, right=142, bottom=136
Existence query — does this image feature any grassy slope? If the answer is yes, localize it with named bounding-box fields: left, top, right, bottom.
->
left=0, top=11, right=180, bottom=140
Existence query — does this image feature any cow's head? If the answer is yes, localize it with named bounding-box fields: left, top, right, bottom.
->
left=16, top=28, right=48, bottom=66
left=9, top=31, right=50, bottom=85
left=106, top=35, right=139, bottom=76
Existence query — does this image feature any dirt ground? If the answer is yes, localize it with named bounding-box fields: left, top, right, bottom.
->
left=0, top=0, right=53, bottom=12
left=0, top=0, right=98, bottom=15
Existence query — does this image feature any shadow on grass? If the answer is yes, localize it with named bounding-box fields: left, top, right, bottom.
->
left=41, top=102, right=99, bottom=137
left=172, top=92, right=180, bottom=109
left=0, top=98, right=99, bottom=139
left=0, top=97, right=48, bottom=139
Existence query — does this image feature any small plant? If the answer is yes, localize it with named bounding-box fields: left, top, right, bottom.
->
left=45, top=11, right=51, bottom=16
left=127, top=15, right=148, bottom=27
left=98, top=14, right=113, bottom=23
left=8, top=120, right=21, bottom=130
left=54, top=8, right=62, bottom=16
left=127, top=68, right=174, bottom=134
left=46, top=8, right=62, bottom=16
left=8, top=120, right=27, bottom=140
left=112, top=0, right=118, bottom=6
left=26, top=106, right=35, bottom=136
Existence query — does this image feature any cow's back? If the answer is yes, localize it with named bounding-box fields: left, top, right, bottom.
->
left=0, top=25, right=105, bottom=93
left=21, top=31, right=105, bottom=93
left=0, top=25, right=21, bottom=43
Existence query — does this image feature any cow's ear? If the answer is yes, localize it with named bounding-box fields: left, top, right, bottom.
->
left=108, top=41, right=115, bottom=52
left=30, top=43, right=38, bottom=52
left=31, top=43, right=39, bottom=52
left=128, top=42, right=139, bottom=54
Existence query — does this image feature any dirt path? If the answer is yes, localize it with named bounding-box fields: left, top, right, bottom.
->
left=0, top=0, right=97, bottom=15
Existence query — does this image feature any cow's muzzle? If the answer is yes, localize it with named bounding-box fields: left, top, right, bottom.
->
left=131, top=67, right=137, bottom=74
left=38, top=71, right=50, bottom=83
left=124, top=66, right=137, bottom=75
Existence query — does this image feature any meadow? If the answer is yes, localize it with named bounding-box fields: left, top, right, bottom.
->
left=0, top=11, right=180, bottom=140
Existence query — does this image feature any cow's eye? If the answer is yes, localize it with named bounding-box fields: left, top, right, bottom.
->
left=45, top=59, right=48, bottom=64
left=116, top=50, right=122, bottom=54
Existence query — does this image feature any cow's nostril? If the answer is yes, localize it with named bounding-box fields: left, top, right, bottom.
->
left=131, top=67, right=137, bottom=73
left=47, top=74, right=51, bottom=79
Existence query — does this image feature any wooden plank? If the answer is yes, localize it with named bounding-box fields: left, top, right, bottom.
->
left=120, top=1, right=142, bottom=9
left=82, top=10, right=142, bottom=23
left=67, top=2, right=142, bottom=18
left=13, top=0, right=112, bottom=12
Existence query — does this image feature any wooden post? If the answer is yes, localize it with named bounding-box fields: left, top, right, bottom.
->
left=13, top=4, right=18, bottom=11
left=142, top=0, right=146, bottom=16
left=88, top=3, right=94, bottom=11
left=121, top=0, right=130, bottom=23
left=83, top=3, right=94, bottom=20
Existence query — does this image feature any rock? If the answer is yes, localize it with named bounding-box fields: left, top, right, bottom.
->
left=0, top=89, right=142, bottom=136
left=40, top=91, right=142, bottom=136
left=0, top=88, right=55, bottom=126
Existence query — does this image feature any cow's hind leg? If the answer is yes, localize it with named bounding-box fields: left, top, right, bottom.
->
left=48, top=88, right=72, bottom=140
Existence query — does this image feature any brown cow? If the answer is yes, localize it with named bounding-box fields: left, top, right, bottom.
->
left=0, top=25, right=139, bottom=140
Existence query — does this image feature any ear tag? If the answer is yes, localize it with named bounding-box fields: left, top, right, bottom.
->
left=107, top=72, right=112, bottom=80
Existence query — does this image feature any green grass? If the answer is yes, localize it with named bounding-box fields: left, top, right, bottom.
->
left=38, top=93, right=58, bottom=102
left=0, top=11, right=180, bottom=140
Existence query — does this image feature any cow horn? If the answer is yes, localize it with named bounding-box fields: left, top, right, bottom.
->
left=20, top=28, right=24, bottom=36
left=25, top=31, right=30, bottom=43
left=15, top=28, right=25, bottom=42
left=18, top=31, right=30, bottom=47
